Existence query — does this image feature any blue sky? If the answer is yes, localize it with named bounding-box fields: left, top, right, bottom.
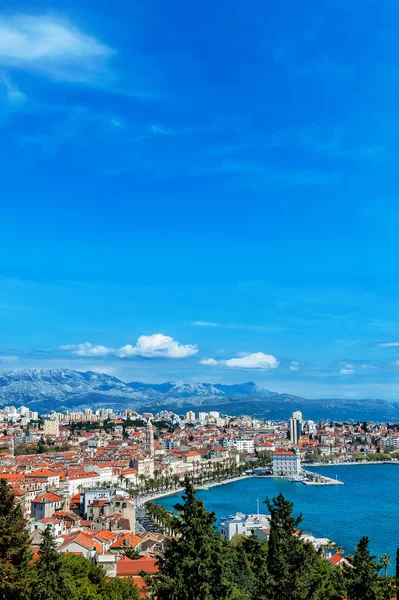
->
left=1, top=1, right=399, bottom=399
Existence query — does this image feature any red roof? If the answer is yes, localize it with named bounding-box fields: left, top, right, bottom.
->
left=58, top=532, right=103, bottom=553
left=116, top=555, right=159, bottom=576
left=329, top=554, right=344, bottom=565
left=111, top=533, right=142, bottom=549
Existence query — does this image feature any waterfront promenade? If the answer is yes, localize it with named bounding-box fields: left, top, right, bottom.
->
left=138, top=474, right=254, bottom=504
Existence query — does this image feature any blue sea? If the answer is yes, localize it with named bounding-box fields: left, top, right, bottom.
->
left=157, top=465, right=399, bottom=570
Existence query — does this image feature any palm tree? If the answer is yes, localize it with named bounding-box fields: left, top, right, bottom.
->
left=121, top=547, right=141, bottom=560
left=335, top=546, right=344, bottom=556
left=326, top=540, right=336, bottom=551
left=380, top=553, right=391, bottom=577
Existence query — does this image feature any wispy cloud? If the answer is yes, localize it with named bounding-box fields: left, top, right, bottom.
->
left=377, top=341, right=399, bottom=348
left=199, top=352, right=279, bottom=370
left=191, top=321, right=220, bottom=328
left=340, top=367, right=355, bottom=375
left=61, top=333, right=198, bottom=359
left=0, top=354, right=19, bottom=364
left=0, top=14, right=113, bottom=84
left=191, top=321, right=286, bottom=332
left=0, top=70, right=26, bottom=105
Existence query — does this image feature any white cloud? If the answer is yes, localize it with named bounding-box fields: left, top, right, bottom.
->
left=191, top=321, right=220, bottom=327
left=0, top=14, right=113, bottom=83
left=199, top=358, right=218, bottom=366
left=340, top=368, right=355, bottom=375
left=117, top=334, right=198, bottom=359
left=199, top=352, right=279, bottom=370
left=225, top=353, right=279, bottom=369
left=60, top=343, right=114, bottom=357
left=378, top=342, right=399, bottom=348
left=289, top=361, right=300, bottom=371
left=61, top=333, right=198, bottom=360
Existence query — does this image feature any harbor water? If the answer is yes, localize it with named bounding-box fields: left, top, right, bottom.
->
left=157, top=464, right=399, bottom=571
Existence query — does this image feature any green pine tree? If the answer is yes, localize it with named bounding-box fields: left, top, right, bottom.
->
left=265, top=492, right=342, bottom=600
left=230, top=534, right=268, bottom=599
left=0, top=479, right=32, bottom=600
left=149, top=476, right=237, bottom=600
left=31, top=526, right=74, bottom=600
left=344, top=536, right=390, bottom=600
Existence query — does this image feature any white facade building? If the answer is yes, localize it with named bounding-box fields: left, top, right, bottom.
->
left=220, top=512, right=271, bottom=541
left=272, top=450, right=301, bottom=476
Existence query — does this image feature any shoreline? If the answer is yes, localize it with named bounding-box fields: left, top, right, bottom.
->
left=139, top=474, right=254, bottom=504
left=305, top=461, right=399, bottom=467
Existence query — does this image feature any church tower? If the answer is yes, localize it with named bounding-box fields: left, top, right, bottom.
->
left=145, top=419, right=154, bottom=457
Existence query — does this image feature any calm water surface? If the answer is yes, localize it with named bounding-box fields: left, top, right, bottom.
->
left=157, top=465, right=399, bottom=567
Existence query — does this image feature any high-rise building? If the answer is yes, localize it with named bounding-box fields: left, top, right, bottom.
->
left=289, top=411, right=303, bottom=445
left=186, top=411, right=196, bottom=422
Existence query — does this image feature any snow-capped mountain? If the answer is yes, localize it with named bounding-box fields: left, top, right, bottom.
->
left=0, top=369, right=276, bottom=412
left=0, top=368, right=398, bottom=421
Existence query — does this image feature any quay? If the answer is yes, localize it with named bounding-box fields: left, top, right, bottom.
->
left=301, top=469, right=344, bottom=485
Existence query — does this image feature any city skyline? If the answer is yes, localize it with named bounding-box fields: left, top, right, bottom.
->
left=1, top=1, right=399, bottom=399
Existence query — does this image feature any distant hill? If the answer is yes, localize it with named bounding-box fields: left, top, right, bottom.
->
left=0, top=368, right=398, bottom=422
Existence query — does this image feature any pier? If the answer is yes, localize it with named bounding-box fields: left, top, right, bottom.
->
left=301, top=469, right=344, bottom=485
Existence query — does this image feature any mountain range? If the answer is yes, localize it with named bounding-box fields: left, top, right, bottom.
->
left=0, top=368, right=398, bottom=422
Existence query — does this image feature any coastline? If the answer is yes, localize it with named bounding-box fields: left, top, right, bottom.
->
left=305, top=461, right=399, bottom=467
left=139, top=474, right=254, bottom=504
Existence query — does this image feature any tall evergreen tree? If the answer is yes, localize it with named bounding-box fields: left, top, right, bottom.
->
left=344, top=536, right=390, bottom=600
left=149, top=477, right=238, bottom=600
left=31, top=526, right=74, bottom=600
left=230, top=534, right=268, bottom=599
left=0, top=479, right=32, bottom=600
left=265, top=492, right=342, bottom=600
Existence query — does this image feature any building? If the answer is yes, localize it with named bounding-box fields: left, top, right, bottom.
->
left=222, top=438, right=255, bottom=453
left=289, top=411, right=303, bottom=445
left=145, top=419, right=154, bottom=457
left=43, top=420, right=59, bottom=437
left=198, top=412, right=208, bottom=423
left=272, top=449, right=301, bottom=476
left=220, top=512, right=271, bottom=541
left=131, top=457, right=154, bottom=479
left=209, top=411, right=220, bottom=419
left=31, top=492, right=64, bottom=521
left=185, top=411, right=196, bottom=422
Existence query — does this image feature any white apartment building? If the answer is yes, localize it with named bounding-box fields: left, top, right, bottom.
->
left=272, top=449, right=301, bottom=476
left=222, top=438, right=255, bottom=453
left=220, top=513, right=271, bottom=541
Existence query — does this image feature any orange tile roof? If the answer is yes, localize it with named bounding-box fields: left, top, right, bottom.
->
left=116, top=555, right=159, bottom=576
left=111, top=533, right=142, bottom=549
left=58, top=531, right=103, bottom=553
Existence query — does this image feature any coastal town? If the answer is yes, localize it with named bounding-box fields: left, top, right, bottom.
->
left=0, top=404, right=397, bottom=594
